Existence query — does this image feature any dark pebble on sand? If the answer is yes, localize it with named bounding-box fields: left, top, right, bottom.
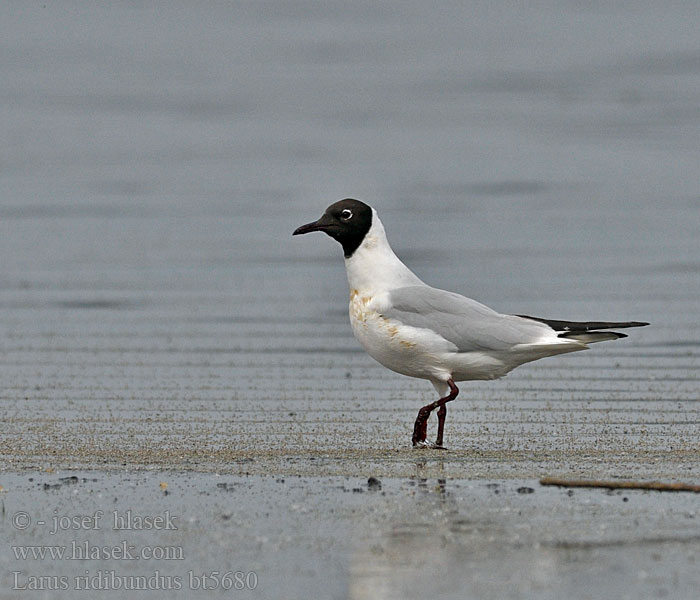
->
left=367, top=477, right=382, bottom=490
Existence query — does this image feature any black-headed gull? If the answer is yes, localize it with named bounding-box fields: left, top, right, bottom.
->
left=293, top=199, right=648, bottom=448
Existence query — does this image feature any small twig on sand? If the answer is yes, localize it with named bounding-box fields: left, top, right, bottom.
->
left=539, top=477, right=700, bottom=493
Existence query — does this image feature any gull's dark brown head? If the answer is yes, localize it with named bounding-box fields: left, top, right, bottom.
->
left=293, top=198, right=373, bottom=258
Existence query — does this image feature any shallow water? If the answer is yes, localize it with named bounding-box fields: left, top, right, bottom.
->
left=1, top=1, right=699, bottom=598
left=1, top=472, right=699, bottom=600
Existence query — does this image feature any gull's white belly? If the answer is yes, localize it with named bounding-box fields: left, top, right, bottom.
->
left=349, top=289, right=435, bottom=379
left=349, top=289, right=524, bottom=382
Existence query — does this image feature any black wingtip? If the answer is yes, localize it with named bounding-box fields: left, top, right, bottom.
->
left=518, top=315, right=650, bottom=332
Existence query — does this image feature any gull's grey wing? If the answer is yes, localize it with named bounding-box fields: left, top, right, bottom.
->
left=382, top=286, right=552, bottom=352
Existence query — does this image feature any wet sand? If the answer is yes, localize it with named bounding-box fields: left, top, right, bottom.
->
left=2, top=342, right=698, bottom=481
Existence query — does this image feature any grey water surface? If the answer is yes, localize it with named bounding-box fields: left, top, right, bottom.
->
left=1, top=1, right=699, bottom=598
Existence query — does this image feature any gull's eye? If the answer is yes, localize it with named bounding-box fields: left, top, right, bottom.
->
left=341, top=209, right=353, bottom=220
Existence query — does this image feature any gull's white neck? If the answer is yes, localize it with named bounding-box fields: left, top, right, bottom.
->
left=344, top=209, right=425, bottom=293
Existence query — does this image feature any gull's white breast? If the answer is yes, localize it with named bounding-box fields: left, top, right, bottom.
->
left=349, top=289, right=447, bottom=380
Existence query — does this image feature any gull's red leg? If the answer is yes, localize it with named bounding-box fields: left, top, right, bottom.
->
left=412, top=403, right=435, bottom=446
left=434, top=380, right=458, bottom=448
left=412, top=379, right=459, bottom=448
left=435, top=405, right=447, bottom=448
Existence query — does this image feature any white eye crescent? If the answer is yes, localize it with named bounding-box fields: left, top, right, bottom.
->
left=341, top=209, right=353, bottom=220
